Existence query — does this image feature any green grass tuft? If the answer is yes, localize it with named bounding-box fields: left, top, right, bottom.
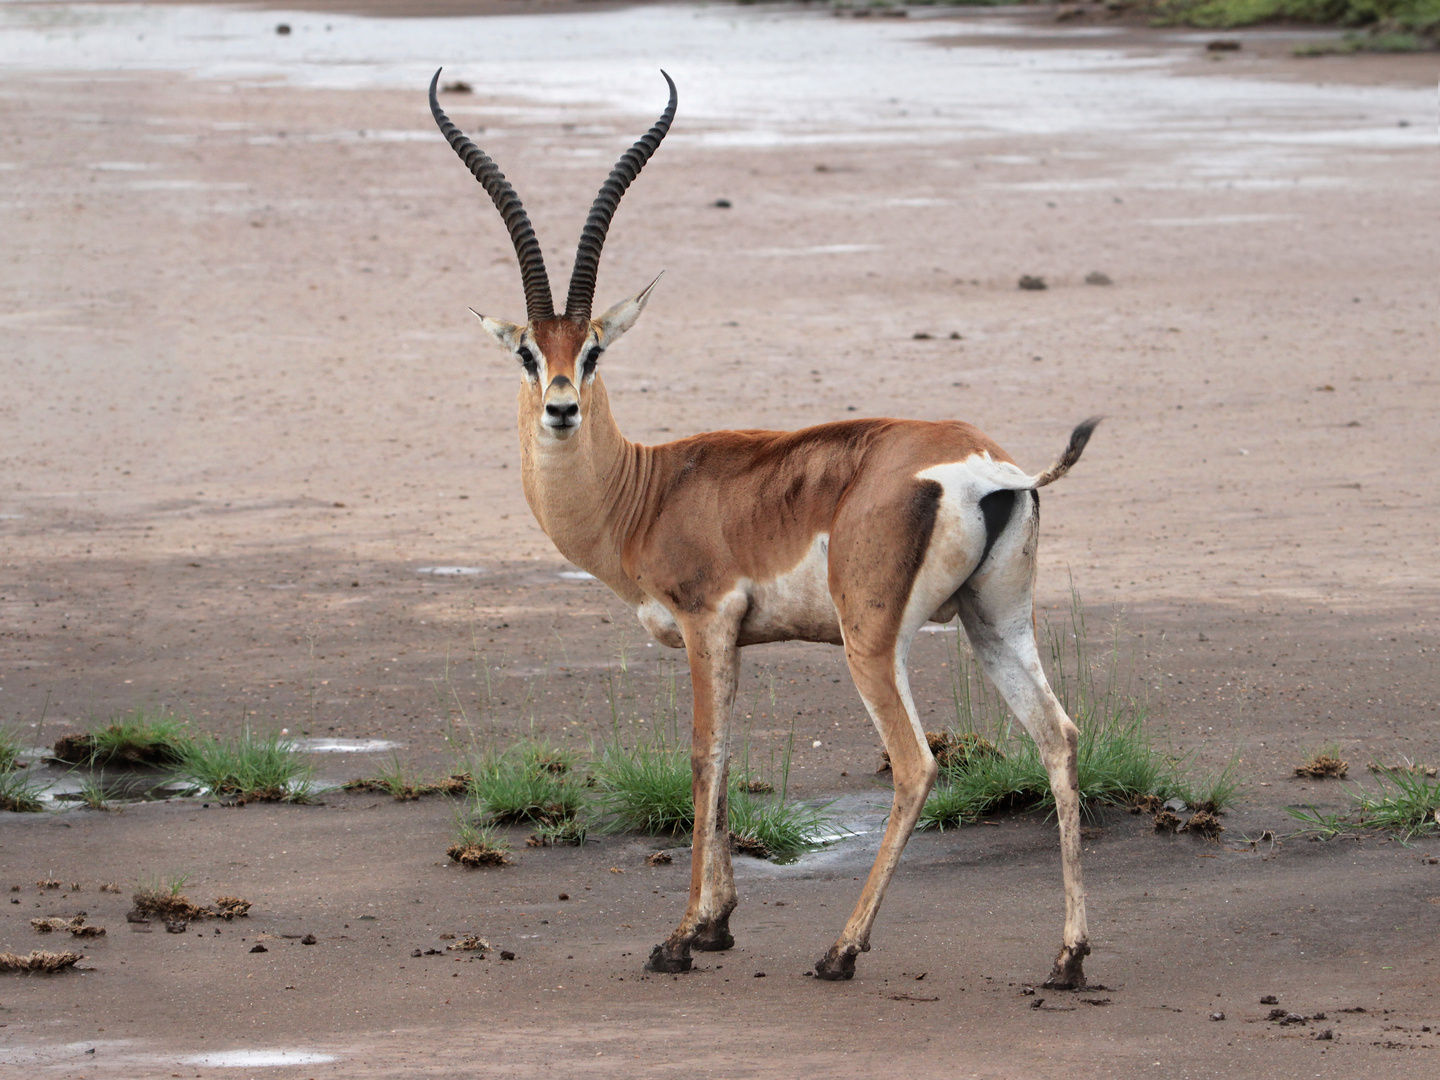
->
left=0, top=767, right=47, bottom=813
left=464, top=742, right=587, bottom=825
left=52, top=709, right=193, bottom=767
left=921, top=592, right=1226, bottom=830
left=176, top=729, right=316, bottom=803
left=448, top=803, right=514, bottom=866
left=590, top=741, right=694, bottom=836
left=0, top=727, right=23, bottom=773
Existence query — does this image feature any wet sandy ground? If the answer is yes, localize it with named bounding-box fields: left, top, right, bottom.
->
left=1, top=2, right=1438, bottom=1076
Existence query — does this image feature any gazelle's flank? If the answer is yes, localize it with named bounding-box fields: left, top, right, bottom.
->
left=430, top=69, right=1100, bottom=987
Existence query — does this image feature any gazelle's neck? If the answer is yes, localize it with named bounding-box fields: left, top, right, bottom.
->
left=518, top=374, right=648, bottom=605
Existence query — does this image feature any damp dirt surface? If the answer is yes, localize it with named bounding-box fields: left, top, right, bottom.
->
left=1, top=3, right=1438, bottom=1077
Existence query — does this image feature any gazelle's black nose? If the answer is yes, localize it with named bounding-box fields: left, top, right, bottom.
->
left=546, top=402, right=579, bottom=420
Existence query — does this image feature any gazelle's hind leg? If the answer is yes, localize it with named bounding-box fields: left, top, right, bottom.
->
left=814, top=480, right=950, bottom=981
left=956, top=493, right=1090, bottom=988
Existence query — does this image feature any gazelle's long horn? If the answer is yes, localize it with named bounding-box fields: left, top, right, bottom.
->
left=563, top=71, right=677, bottom=323
left=429, top=69, right=555, bottom=323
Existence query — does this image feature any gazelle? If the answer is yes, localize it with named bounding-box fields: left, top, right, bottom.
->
left=429, top=69, right=1100, bottom=987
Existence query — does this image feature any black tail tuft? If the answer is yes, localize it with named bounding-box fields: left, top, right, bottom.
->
left=1034, top=416, right=1102, bottom=488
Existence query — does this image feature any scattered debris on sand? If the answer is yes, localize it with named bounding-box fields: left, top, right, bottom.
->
left=1369, top=760, right=1437, bottom=778
left=0, top=950, right=83, bottom=973
left=1018, top=275, right=1047, bottom=291
left=446, top=935, right=490, bottom=953
left=30, top=915, right=105, bottom=938
left=645, top=852, right=672, bottom=867
left=1085, top=271, right=1113, bottom=286
left=447, top=842, right=512, bottom=868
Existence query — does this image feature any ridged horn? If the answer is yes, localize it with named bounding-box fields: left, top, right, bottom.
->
left=429, top=69, right=555, bottom=323
left=563, top=71, right=677, bottom=323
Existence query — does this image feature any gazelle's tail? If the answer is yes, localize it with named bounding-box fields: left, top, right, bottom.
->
left=1032, top=417, right=1103, bottom=488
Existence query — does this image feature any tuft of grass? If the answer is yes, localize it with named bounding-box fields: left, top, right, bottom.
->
left=526, top=817, right=590, bottom=847
left=175, top=729, right=316, bottom=803
left=131, top=873, right=251, bottom=921
left=1295, top=743, right=1349, bottom=779
left=1287, top=763, right=1440, bottom=840
left=448, top=804, right=513, bottom=867
left=0, top=727, right=23, bottom=773
left=75, top=775, right=113, bottom=812
left=51, top=709, right=192, bottom=767
left=728, top=789, right=836, bottom=859
left=590, top=741, right=694, bottom=836
left=1352, top=765, right=1440, bottom=837
left=592, top=726, right=838, bottom=858
left=0, top=767, right=47, bottom=813
left=921, top=593, right=1223, bottom=830
left=464, top=743, right=587, bottom=826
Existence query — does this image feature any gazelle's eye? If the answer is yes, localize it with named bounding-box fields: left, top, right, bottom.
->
left=582, top=345, right=602, bottom=378
left=516, top=346, right=537, bottom=373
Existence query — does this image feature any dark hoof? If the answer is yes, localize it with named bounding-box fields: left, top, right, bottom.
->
left=1042, top=941, right=1090, bottom=990
left=644, top=942, right=692, bottom=974
left=692, top=923, right=734, bottom=952
left=813, top=946, right=857, bottom=982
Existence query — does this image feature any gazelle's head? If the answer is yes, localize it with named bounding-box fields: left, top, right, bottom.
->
left=430, top=69, right=675, bottom=443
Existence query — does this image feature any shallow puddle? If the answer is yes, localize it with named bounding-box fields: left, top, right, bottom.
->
left=0, top=2, right=1427, bottom=167
left=293, top=737, right=402, bottom=753
left=179, top=1049, right=337, bottom=1067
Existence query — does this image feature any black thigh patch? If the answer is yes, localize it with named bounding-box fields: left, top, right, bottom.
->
left=977, top=488, right=1018, bottom=568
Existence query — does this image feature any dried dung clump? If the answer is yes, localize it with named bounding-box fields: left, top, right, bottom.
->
left=1130, top=794, right=1165, bottom=814
left=1153, top=809, right=1182, bottom=833
left=730, top=832, right=771, bottom=858
left=0, top=950, right=83, bottom=973
left=211, top=896, right=252, bottom=920
left=31, top=916, right=105, bottom=938
left=879, top=731, right=1002, bottom=773
left=1183, top=810, right=1225, bottom=838
left=447, top=842, right=512, bottom=868
left=1296, top=753, right=1348, bottom=779
left=645, top=851, right=673, bottom=867
left=446, top=935, right=490, bottom=953
left=130, top=890, right=251, bottom=923
left=1369, top=760, right=1437, bottom=778
left=344, top=773, right=472, bottom=800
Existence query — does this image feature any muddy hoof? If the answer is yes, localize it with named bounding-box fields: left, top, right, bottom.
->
left=1042, top=941, right=1090, bottom=990
left=692, top=924, right=734, bottom=952
left=813, top=947, right=857, bottom=981
left=644, top=943, right=692, bottom=974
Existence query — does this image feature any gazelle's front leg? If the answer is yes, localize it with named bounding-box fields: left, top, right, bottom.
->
left=645, top=597, right=744, bottom=973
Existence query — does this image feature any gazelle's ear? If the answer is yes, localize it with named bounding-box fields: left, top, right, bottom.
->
left=474, top=310, right=525, bottom=352
left=594, top=273, right=662, bottom=347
